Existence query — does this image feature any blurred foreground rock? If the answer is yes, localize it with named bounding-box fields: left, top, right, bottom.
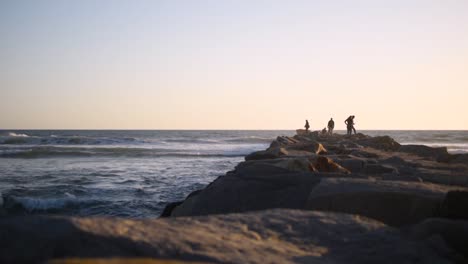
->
left=0, top=209, right=459, bottom=264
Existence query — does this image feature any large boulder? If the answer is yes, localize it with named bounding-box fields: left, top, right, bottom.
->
left=305, top=178, right=466, bottom=226
left=245, top=149, right=286, bottom=161
left=399, top=145, right=451, bottom=162
left=356, top=136, right=401, bottom=151
left=171, top=170, right=321, bottom=217
left=411, top=218, right=468, bottom=260
left=0, top=209, right=453, bottom=264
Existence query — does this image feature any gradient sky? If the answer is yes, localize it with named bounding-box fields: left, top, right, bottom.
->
left=1, top=0, right=467, bottom=130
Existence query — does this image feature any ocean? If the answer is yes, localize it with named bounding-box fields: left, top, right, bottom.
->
left=1, top=130, right=467, bottom=218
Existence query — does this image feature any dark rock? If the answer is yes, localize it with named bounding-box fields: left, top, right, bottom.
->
left=0, top=209, right=453, bottom=264
left=437, top=191, right=468, bottom=220
left=451, top=153, right=468, bottom=165
left=356, top=136, right=401, bottom=151
left=399, top=145, right=450, bottom=162
left=364, top=164, right=398, bottom=175
left=313, top=156, right=350, bottom=174
left=305, top=178, right=454, bottom=226
left=160, top=201, right=183, bottom=217
left=335, top=158, right=367, bottom=173
left=171, top=171, right=321, bottom=217
left=245, top=150, right=280, bottom=161
left=411, top=218, right=468, bottom=260
left=287, top=141, right=327, bottom=155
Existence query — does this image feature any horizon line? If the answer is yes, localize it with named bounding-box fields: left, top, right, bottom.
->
left=1, top=128, right=467, bottom=131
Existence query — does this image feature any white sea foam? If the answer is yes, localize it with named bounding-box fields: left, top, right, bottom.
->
left=8, top=132, right=29, bottom=137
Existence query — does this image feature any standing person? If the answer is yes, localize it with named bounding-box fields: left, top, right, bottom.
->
left=304, top=120, right=310, bottom=132
left=344, top=115, right=356, bottom=135
left=327, top=118, right=335, bottom=135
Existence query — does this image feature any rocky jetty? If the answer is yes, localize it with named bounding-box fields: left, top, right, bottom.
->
left=168, top=132, right=468, bottom=219
left=1, top=131, right=468, bottom=263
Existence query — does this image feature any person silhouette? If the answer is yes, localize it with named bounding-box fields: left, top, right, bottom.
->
left=344, top=115, right=356, bottom=135
left=304, top=120, right=310, bottom=131
left=327, top=118, right=335, bottom=135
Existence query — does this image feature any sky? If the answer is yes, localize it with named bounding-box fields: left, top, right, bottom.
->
left=1, top=0, right=467, bottom=130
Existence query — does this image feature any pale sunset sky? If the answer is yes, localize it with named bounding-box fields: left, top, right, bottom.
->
left=1, top=0, right=467, bottom=130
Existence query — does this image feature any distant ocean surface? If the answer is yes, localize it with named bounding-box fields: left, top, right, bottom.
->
left=1, top=130, right=467, bottom=218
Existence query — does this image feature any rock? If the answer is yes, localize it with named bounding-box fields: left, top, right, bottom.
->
left=411, top=218, right=468, bottom=260
left=399, top=145, right=451, bottom=162
left=286, top=141, right=327, bottom=155
left=276, top=136, right=299, bottom=146
left=335, top=158, right=366, bottom=173
left=159, top=201, right=183, bottom=217
left=245, top=148, right=288, bottom=161
left=437, top=191, right=468, bottom=220
left=305, top=178, right=463, bottom=226
left=349, top=149, right=380, bottom=158
left=356, top=136, right=401, bottom=151
left=295, top=129, right=309, bottom=136
left=0, top=192, right=4, bottom=216
left=451, top=153, right=468, bottom=164
left=313, top=156, right=350, bottom=174
left=364, top=164, right=398, bottom=175
left=171, top=171, right=321, bottom=217
left=0, top=209, right=454, bottom=264
left=235, top=161, right=295, bottom=175
left=237, top=158, right=316, bottom=173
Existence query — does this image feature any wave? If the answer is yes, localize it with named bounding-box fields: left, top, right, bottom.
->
left=8, top=132, right=30, bottom=137
left=224, top=136, right=274, bottom=144
left=0, top=133, right=144, bottom=146
left=0, top=132, right=275, bottom=146
left=0, top=146, right=250, bottom=158
left=4, top=195, right=85, bottom=212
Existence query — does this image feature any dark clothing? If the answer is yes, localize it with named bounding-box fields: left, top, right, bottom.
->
left=305, top=121, right=310, bottom=131
left=344, top=116, right=356, bottom=135
left=327, top=120, right=334, bottom=135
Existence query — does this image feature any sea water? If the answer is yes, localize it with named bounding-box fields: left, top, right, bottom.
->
left=0, top=130, right=467, bottom=217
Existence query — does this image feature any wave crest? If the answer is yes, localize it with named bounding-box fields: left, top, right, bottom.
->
left=0, top=146, right=250, bottom=158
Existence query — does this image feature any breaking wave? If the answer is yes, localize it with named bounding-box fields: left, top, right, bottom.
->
left=0, top=146, right=252, bottom=158
left=3, top=195, right=92, bottom=212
